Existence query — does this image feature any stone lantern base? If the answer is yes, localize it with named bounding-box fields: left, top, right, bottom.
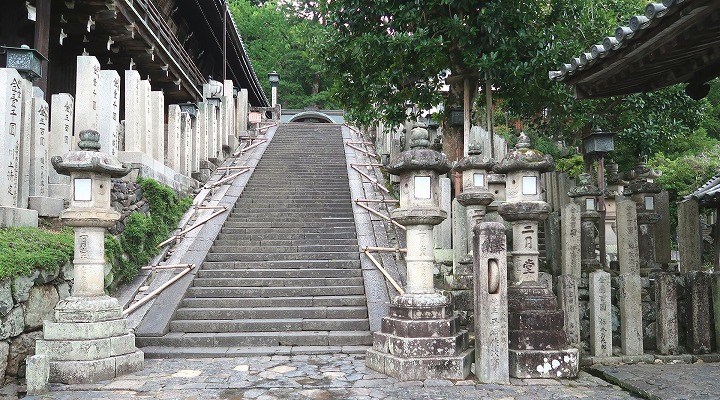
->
left=35, top=296, right=144, bottom=384
left=366, top=293, right=473, bottom=380
left=507, top=283, right=579, bottom=378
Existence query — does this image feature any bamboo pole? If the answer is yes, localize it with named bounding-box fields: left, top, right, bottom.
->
left=351, top=163, right=385, bottom=167
left=346, top=143, right=378, bottom=158
left=157, top=207, right=228, bottom=248
left=363, top=250, right=404, bottom=295
left=355, top=199, right=399, bottom=204
left=140, top=264, right=194, bottom=270
left=204, top=169, right=248, bottom=189
left=350, top=165, right=390, bottom=193
left=194, top=205, right=226, bottom=209
left=356, top=202, right=406, bottom=231
left=347, top=141, right=374, bottom=145
left=123, top=265, right=195, bottom=316
left=233, top=140, right=265, bottom=157
left=363, top=246, right=407, bottom=253
left=216, top=166, right=251, bottom=170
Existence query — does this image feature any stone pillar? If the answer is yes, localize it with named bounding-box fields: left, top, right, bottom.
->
left=37, top=130, right=143, bottom=384
left=654, top=191, right=672, bottom=266
left=197, top=102, right=209, bottom=162
left=73, top=56, right=100, bottom=136
left=223, top=80, right=234, bottom=148
left=687, top=271, right=712, bottom=354
left=433, top=176, right=452, bottom=250
left=0, top=69, right=27, bottom=218
left=141, top=80, right=152, bottom=156
left=452, top=199, right=467, bottom=271
left=473, top=222, right=509, bottom=384
left=567, top=173, right=602, bottom=271
left=626, top=163, right=662, bottom=273
left=561, top=202, right=582, bottom=278
left=678, top=199, right=702, bottom=273
left=98, top=70, right=120, bottom=157
left=180, top=112, right=192, bottom=176
left=208, top=103, right=218, bottom=163
left=28, top=97, right=63, bottom=217
left=616, top=199, right=640, bottom=275
left=237, top=88, right=249, bottom=136
left=366, top=125, right=472, bottom=380
left=558, top=275, right=580, bottom=346
left=713, top=273, right=720, bottom=351
left=150, top=91, right=164, bottom=163
left=618, top=273, right=643, bottom=355
left=655, top=273, right=678, bottom=355
left=589, top=270, right=612, bottom=357
left=604, top=162, right=627, bottom=265
left=18, top=77, right=33, bottom=209
left=495, top=133, right=578, bottom=378
left=49, top=93, right=74, bottom=200
left=166, top=105, right=182, bottom=171
left=123, top=70, right=141, bottom=152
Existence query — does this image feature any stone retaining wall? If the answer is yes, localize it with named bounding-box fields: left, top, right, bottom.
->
left=109, top=178, right=150, bottom=236
left=0, top=263, right=73, bottom=384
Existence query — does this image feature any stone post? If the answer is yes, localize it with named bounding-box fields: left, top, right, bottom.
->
left=433, top=176, right=452, bottom=250
left=73, top=56, right=100, bottom=136
left=150, top=91, right=164, bottom=163
left=655, top=273, right=678, bottom=354
left=567, top=173, right=602, bottom=271
left=495, top=133, right=578, bottom=378
left=36, top=130, right=143, bottom=383
left=123, top=70, right=141, bottom=152
left=589, top=270, right=612, bottom=357
left=48, top=93, right=74, bottom=200
left=603, top=162, right=627, bottom=267
left=561, top=202, right=582, bottom=278
left=626, top=163, right=662, bottom=273
left=28, top=97, right=63, bottom=217
left=180, top=112, right=192, bottom=176
left=98, top=70, right=120, bottom=157
left=558, top=275, right=580, bottom=346
left=654, top=191, right=672, bottom=267
left=237, top=88, right=249, bottom=136
left=452, top=199, right=467, bottom=271
left=1, top=69, right=25, bottom=207
left=687, top=271, right=712, bottom=354
left=473, top=222, right=509, bottom=384
left=713, top=273, right=720, bottom=351
left=616, top=198, right=643, bottom=355
left=141, top=80, right=152, bottom=156
left=166, top=105, right=181, bottom=171
left=18, top=77, right=33, bottom=210
left=208, top=103, right=219, bottom=163
left=677, top=198, right=701, bottom=273
left=366, top=125, right=472, bottom=380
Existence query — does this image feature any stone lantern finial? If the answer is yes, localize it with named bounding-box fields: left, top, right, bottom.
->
left=516, top=131, right=531, bottom=150
left=409, top=125, right=430, bottom=149
left=77, top=129, right=101, bottom=151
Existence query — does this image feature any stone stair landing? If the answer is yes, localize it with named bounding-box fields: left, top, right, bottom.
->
left=137, top=123, right=371, bottom=357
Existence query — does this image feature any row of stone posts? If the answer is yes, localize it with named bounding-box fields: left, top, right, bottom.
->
left=0, top=56, right=253, bottom=229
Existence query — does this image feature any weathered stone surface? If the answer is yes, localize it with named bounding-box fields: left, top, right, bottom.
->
left=590, top=270, right=612, bottom=357
left=452, top=199, right=467, bottom=271
left=0, top=279, right=14, bottom=316
left=616, top=199, right=640, bottom=275
left=654, top=191, right=672, bottom=266
left=561, top=203, right=582, bottom=278
left=43, top=319, right=129, bottom=341
left=6, top=331, right=42, bottom=377
left=49, top=357, right=115, bottom=384
left=473, top=222, right=509, bottom=384
left=53, top=296, right=122, bottom=323
left=687, top=271, right=712, bottom=354
left=25, top=354, right=49, bottom=395
left=366, top=348, right=473, bottom=380
left=558, top=275, right=580, bottom=345
left=373, top=331, right=468, bottom=358
left=655, top=273, right=678, bottom=355
left=508, top=348, right=579, bottom=378
left=12, top=271, right=40, bottom=303
left=618, top=273, right=643, bottom=356
left=0, top=306, right=24, bottom=340
left=677, top=199, right=701, bottom=273
left=23, top=285, right=59, bottom=330
left=0, top=340, right=9, bottom=382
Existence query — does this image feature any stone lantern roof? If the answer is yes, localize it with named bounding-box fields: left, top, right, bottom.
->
left=452, top=144, right=495, bottom=173
left=51, top=130, right=130, bottom=178
left=493, top=132, right=554, bottom=174
left=385, top=126, right=451, bottom=175
left=568, top=173, right=603, bottom=198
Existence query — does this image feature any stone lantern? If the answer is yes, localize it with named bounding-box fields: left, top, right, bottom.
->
left=568, top=172, right=602, bottom=271
left=494, top=132, right=578, bottom=378
left=604, top=162, right=628, bottom=263
left=35, top=130, right=143, bottom=384
left=366, top=124, right=473, bottom=380
left=625, top=162, right=662, bottom=273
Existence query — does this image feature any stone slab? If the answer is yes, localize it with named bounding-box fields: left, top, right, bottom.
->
left=43, top=318, right=129, bottom=340
left=28, top=196, right=64, bottom=217
left=508, top=348, right=579, bottom=378
left=366, top=347, right=473, bottom=380
left=0, top=206, right=38, bottom=228
left=25, top=354, right=49, bottom=395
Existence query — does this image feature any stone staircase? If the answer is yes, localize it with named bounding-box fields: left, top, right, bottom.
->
left=138, top=123, right=372, bottom=356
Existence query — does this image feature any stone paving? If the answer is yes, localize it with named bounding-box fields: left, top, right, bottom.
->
left=15, top=353, right=641, bottom=399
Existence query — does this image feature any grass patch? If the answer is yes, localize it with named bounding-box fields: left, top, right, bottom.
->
left=0, top=227, right=74, bottom=280
left=105, top=177, right=192, bottom=286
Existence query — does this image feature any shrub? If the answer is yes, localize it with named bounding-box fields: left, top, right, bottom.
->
left=0, top=227, right=73, bottom=280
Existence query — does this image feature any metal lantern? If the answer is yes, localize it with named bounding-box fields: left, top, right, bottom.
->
left=179, top=102, right=199, bottom=119
left=583, top=127, right=615, bottom=155
left=2, top=45, right=47, bottom=81
left=268, top=71, right=280, bottom=87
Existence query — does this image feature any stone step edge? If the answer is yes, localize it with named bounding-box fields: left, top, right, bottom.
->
left=140, top=345, right=370, bottom=358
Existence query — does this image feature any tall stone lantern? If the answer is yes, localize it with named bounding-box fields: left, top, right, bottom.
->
left=494, top=133, right=579, bottom=378
left=568, top=173, right=602, bottom=272
left=625, top=162, right=662, bottom=273
left=35, top=130, right=143, bottom=383
left=366, top=125, right=473, bottom=380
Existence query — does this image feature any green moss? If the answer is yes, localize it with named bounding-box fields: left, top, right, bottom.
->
left=104, top=177, right=192, bottom=286
left=0, top=227, right=74, bottom=280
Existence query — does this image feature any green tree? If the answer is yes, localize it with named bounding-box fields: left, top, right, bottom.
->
left=229, top=0, right=340, bottom=109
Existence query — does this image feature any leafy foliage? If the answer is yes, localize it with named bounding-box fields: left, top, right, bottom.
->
left=104, top=178, right=192, bottom=286
left=229, top=0, right=341, bottom=110
left=0, top=227, right=73, bottom=280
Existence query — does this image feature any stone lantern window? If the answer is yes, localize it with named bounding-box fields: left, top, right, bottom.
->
left=414, top=176, right=431, bottom=199
left=645, top=195, right=655, bottom=211
left=73, top=178, right=93, bottom=201
left=522, top=176, right=538, bottom=195
left=473, top=172, right=485, bottom=188
left=585, top=197, right=596, bottom=211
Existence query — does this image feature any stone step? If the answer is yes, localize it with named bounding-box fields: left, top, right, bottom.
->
left=192, top=276, right=365, bottom=288
left=181, top=295, right=367, bottom=308
left=222, top=221, right=356, bottom=229
left=197, top=268, right=362, bottom=279
left=186, top=285, right=365, bottom=298
left=169, top=318, right=370, bottom=333
left=218, top=228, right=357, bottom=241
left=174, top=306, right=368, bottom=320
left=219, top=227, right=357, bottom=235
left=231, top=202, right=352, bottom=210
left=212, top=238, right=358, bottom=247
left=137, top=331, right=373, bottom=348
left=224, top=216, right=354, bottom=223
left=205, top=251, right=359, bottom=262
left=209, top=244, right=359, bottom=253
left=201, top=260, right=361, bottom=270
